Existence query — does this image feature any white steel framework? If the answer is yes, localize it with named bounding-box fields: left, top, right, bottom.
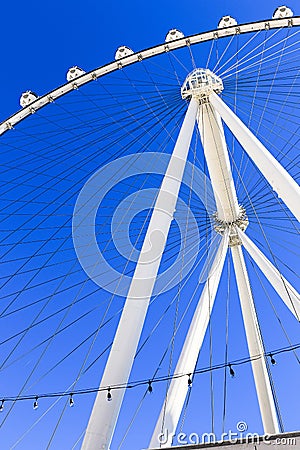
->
left=81, top=66, right=300, bottom=449
left=1, top=16, right=298, bottom=450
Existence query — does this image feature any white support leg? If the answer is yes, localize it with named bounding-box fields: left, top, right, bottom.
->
left=237, top=229, right=300, bottom=320
left=149, top=232, right=229, bottom=449
left=197, top=102, right=240, bottom=223
left=81, top=98, right=199, bottom=450
left=231, top=245, right=279, bottom=435
left=210, top=92, right=300, bottom=222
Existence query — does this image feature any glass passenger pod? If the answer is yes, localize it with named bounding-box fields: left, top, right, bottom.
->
left=165, top=29, right=185, bottom=42
left=20, top=91, right=38, bottom=108
left=272, top=5, right=293, bottom=19
left=66, top=66, right=86, bottom=81
left=115, top=46, right=134, bottom=60
left=218, top=16, right=238, bottom=28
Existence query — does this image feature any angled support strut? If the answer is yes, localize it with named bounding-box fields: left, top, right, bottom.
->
left=237, top=229, right=300, bottom=320
left=149, top=232, right=229, bottom=448
left=81, top=98, right=198, bottom=450
left=231, top=244, right=279, bottom=434
left=210, top=92, right=300, bottom=222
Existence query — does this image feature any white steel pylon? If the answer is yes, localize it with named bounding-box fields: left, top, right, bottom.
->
left=231, top=244, right=279, bottom=434
left=81, top=98, right=198, bottom=450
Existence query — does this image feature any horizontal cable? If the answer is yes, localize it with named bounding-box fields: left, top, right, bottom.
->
left=0, top=342, right=298, bottom=405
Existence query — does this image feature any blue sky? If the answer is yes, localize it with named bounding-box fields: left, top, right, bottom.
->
left=0, top=0, right=299, bottom=449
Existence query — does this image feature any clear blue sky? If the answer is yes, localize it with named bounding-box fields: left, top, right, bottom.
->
left=0, top=1, right=299, bottom=449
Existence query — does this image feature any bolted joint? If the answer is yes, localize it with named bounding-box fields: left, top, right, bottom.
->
left=228, top=225, right=243, bottom=247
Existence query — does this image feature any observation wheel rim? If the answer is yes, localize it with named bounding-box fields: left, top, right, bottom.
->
left=1, top=16, right=300, bottom=136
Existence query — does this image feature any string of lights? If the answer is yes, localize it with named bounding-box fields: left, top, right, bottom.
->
left=0, top=342, right=299, bottom=410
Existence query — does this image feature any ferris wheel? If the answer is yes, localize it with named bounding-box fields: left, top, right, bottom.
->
left=0, top=5, right=299, bottom=450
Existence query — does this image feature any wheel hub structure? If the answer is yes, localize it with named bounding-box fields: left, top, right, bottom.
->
left=181, top=68, right=224, bottom=102
left=213, top=205, right=249, bottom=247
